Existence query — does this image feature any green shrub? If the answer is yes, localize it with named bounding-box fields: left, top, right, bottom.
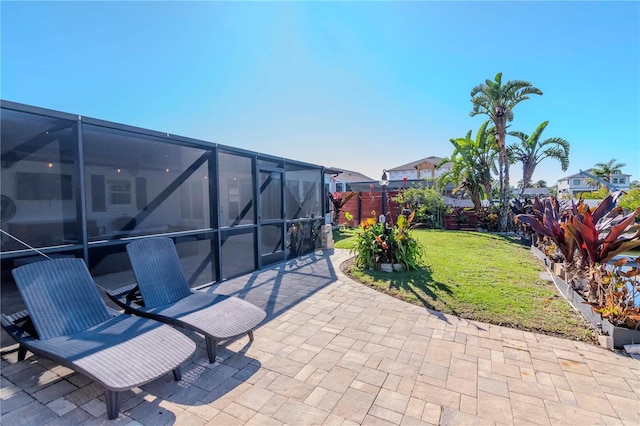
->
left=392, top=186, right=445, bottom=229
left=619, top=188, right=640, bottom=213
left=576, top=187, right=609, bottom=199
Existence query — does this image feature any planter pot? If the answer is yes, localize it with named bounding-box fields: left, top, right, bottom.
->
left=531, top=246, right=640, bottom=349
left=380, top=263, right=393, bottom=273
left=393, top=263, right=403, bottom=272
left=601, top=321, right=640, bottom=349
left=540, top=251, right=640, bottom=349
left=553, top=263, right=565, bottom=280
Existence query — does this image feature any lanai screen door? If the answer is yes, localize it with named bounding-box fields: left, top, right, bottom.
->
left=258, top=169, right=285, bottom=266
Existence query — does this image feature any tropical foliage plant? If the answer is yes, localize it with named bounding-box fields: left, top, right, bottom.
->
left=508, top=121, right=570, bottom=199
left=438, top=120, right=496, bottom=211
left=566, top=198, right=640, bottom=302
left=516, top=196, right=578, bottom=269
left=516, top=193, right=640, bottom=329
left=586, top=257, right=640, bottom=329
left=351, top=211, right=424, bottom=271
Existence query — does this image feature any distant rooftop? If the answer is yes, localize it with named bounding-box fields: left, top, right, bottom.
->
left=387, top=156, right=450, bottom=171
left=328, top=167, right=373, bottom=182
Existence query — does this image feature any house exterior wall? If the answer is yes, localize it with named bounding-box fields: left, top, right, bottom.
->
left=388, top=169, right=418, bottom=180
left=557, top=173, right=631, bottom=195
left=388, top=163, right=449, bottom=181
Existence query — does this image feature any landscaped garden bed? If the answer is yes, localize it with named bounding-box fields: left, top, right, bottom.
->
left=531, top=245, right=640, bottom=349
left=517, top=193, right=640, bottom=349
left=334, top=227, right=598, bottom=342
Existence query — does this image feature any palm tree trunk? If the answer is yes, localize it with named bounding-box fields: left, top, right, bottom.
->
left=471, top=189, right=482, bottom=212
left=518, top=163, right=535, bottom=199
left=496, top=119, right=510, bottom=231
left=483, top=183, right=493, bottom=205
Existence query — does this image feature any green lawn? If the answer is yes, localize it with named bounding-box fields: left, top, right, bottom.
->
left=334, top=228, right=597, bottom=342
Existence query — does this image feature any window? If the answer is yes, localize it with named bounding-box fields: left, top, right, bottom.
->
left=572, top=179, right=581, bottom=185
left=107, top=179, right=132, bottom=205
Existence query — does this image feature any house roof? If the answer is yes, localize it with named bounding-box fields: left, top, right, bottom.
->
left=328, top=167, right=373, bottom=182
left=559, top=169, right=631, bottom=180
left=387, top=156, right=448, bottom=172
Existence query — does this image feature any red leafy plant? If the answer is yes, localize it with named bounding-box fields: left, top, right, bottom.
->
left=329, top=192, right=356, bottom=224
left=516, top=192, right=640, bottom=329
left=565, top=197, right=640, bottom=303
left=515, top=196, right=578, bottom=277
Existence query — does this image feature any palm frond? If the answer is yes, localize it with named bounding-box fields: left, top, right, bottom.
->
left=541, top=147, right=570, bottom=171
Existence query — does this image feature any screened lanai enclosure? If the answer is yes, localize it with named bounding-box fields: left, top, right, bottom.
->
left=0, top=101, right=327, bottom=289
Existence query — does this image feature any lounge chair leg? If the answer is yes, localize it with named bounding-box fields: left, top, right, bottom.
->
left=205, top=337, right=217, bottom=363
left=105, top=389, right=119, bottom=420
left=248, top=330, right=255, bottom=341
left=17, top=345, right=27, bottom=361
left=172, top=366, right=182, bottom=381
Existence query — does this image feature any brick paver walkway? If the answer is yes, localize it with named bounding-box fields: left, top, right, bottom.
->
left=2, top=249, right=639, bottom=425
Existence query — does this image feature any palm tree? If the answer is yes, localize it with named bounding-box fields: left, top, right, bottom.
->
left=533, top=180, right=547, bottom=188
left=508, top=121, right=570, bottom=198
left=438, top=121, right=497, bottom=211
left=438, top=155, right=483, bottom=211
left=592, top=159, right=626, bottom=186
left=470, top=72, right=542, bottom=230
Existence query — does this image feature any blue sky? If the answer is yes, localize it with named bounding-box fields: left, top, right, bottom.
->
left=2, top=1, right=639, bottom=186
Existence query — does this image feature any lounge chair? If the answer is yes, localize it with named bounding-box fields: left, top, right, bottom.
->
left=2, top=258, right=196, bottom=420
left=108, top=237, right=266, bottom=363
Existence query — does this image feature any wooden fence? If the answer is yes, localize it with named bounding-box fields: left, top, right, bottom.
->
left=334, top=191, right=478, bottom=231
left=335, top=190, right=404, bottom=226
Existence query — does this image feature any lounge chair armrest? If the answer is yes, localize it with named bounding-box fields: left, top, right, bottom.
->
left=106, top=283, right=138, bottom=299
left=106, top=283, right=145, bottom=310
left=1, top=309, right=30, bottom=326
left=1, top=310, right=38, bottom=342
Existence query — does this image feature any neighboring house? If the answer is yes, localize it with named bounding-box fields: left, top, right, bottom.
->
left=557, top=169, right=631, bottom=195
left=324, top=167, right=373, bottom=193
left=386, top=156, right=452, bottom=181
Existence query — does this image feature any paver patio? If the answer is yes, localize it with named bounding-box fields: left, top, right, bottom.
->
left=1, top=249, right=639, bottom=425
